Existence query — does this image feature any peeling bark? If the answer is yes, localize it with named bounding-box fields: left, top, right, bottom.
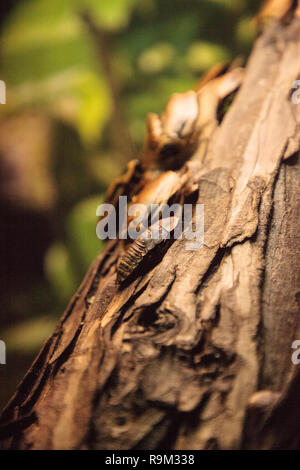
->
left=1, top=14, right=300, bottom=450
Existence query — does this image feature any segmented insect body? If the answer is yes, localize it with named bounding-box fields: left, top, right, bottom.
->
left=107, top=67, right=244, bottom=284
left=117, top=236, right=149, bottom=283
left=117, top=217, right=178, bottom=283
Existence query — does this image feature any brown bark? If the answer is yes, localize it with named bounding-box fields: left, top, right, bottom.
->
left=1, top=12, right=300, bottom=450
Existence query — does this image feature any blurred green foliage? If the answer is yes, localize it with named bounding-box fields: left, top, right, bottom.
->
left=1, top=0, right=260, bottom=143
left=45, top=195, right=105, bottom=307
left=0, top=0, right=262, bottom=409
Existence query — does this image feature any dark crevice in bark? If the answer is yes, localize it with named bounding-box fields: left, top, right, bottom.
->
left=195, top=248, right=226, bottom=297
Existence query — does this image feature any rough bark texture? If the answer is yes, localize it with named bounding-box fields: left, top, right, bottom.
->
left=1, top=13, right=300, bottom=450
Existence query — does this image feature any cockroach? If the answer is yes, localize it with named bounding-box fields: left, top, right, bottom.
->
left=117, top=217, right=179, bottom=283
left=103, top=66, right=244, bottom=284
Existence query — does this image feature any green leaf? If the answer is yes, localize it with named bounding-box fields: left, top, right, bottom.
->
left=67, top=195, right=105, bottom=274
left=3, top=317, right=58, bottom=354
left=1, top=0, right=112, bottom=143
left=186, top=41, right=231, bottom=72
left=77, top=0, right=138, bottom=30
left=45, top=242, right=77, bottom=303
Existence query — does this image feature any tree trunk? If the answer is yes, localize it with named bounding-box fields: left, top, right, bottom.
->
left=1, top=10, right=300, bottom=450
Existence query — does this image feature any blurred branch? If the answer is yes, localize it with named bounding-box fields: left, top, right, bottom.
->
left=80, top=10, right=136, bottom=164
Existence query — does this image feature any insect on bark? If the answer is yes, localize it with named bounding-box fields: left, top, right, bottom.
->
left=117, top=216, right=179, bottom=283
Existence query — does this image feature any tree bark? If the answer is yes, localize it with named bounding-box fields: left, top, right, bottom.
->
left=1, top=11, right=300, bottom=450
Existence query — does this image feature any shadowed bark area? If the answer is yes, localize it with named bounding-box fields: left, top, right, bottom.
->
left=1, top=10, right=300, bottom=450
